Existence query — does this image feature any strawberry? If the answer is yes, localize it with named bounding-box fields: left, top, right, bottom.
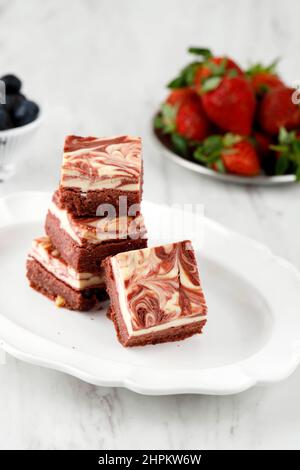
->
left=259, top=86, right=300, bottom=135
left=194, top=134, right=260, bottom=176
left=167, top=47, right=212, bottom=89
left=251, top=73, right=283, bottom=95
left=194, top=56, right=243, bottom=90
left=167, top=47, right=242, bottom=90
left=154, top=88, right=210, bottom=155
left=155, top=89, right=209, bottom=140
left=221, top=140, right=260, bottom=176
left=270, top=127, right=300, bottom=179
left=201, top=75, right=256, bottom=136
left=175, top=99, right=209, bottom=141
left=166, top=88, right=197, bottom=106
left=246, top=61, right=284, bottom=95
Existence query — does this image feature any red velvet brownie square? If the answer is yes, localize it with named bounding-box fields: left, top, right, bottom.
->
left=103, top=240, right=207, bottom=347
left=56, top=135, right=143, bottom=217
left=26, top=237, right=107, bottom=311
left=45, top=200, right=147, bottom=273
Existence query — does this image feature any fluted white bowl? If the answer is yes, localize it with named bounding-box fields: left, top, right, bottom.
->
left=0, top=109, right=43, bottom=180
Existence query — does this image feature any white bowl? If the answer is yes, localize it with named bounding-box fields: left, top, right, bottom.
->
left=0, top=108, right=43, bottom=180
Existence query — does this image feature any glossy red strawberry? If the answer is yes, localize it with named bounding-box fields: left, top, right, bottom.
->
left=194, top=56, right=242, bottom=89
left=259, top=86, right=300, bottom=135
left=221, top=140, right=260, bottom=176
left=194, top=134, right=261, bottom=176
left=246, top=61, right=284, bottom=95
left=251, top=73, right=283, bottom=95
left=155, top=89, right=210, bottom=143
left=166, top=88, right=197, bottom=106
left=176, top=99, right=209, bottom=141
left=201, top=76, right=256, bottom=136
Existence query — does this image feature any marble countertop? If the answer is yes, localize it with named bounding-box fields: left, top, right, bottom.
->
left=1, top=0, right=300, bottom=450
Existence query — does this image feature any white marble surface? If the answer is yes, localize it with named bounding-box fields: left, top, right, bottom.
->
left=0, top=0, right=300, bottom=450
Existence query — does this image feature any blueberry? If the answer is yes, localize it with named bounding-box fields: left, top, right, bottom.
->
left=0, top=74, right=22, bottom=94
left=12, top=99, right=39, bottom=127
left=5, top=93, right=25, bottom=113
left=0, top=105, right=12, bottom=130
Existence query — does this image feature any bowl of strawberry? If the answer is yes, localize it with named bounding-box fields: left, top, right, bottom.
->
left=153, top=47, right=300, bottom=184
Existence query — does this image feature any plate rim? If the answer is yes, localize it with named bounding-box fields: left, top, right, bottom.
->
left=151, top=126, right=297, bottom=186
left=1, top=191, right=300, bottom=395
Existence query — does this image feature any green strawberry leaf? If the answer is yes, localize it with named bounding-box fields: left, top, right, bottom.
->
left=184, top=62, right=201, bottom=85
left=292, top=139, right=300, bottom=154
left=202, top=152, right=221, bottom=164
left=246, top=59, right=280, bottom=77
left=194, top=135, right=223, bottom=164
left=208, top=58, right=227, bottom=76
left=270, top=144, right=288, bottom=152
left=275, top=156, right=289, bottom=175
left=167, top=76, right=186, bottom=89
left=171, top=133, right=188, bottom=157
left=194, top=148, right=220, bottom=164
left=223, top=133, right=242, bottom=148
left=272, top=127, right=300, bottom=180
left=214, top=159, right=226, bottom=173
left=202, top=135, right=223, bottom=153
left=278, top=126, right=291, bottom=144
left=167, top=62, right=201, bottom=88
left=161, top=103, right=176, bottom=119
left=267, top=58, right=280, bottom=73
left=201, top=76, right=222, bottom=93
left=296, top=163, right=300, bottom=181
left=154, top=115, right=164, bottom=129
left=160, top=103, right=177, bottom=133
left=188, top=47, right=212, bottom=59
left=193, top=148, right=207, bottom=163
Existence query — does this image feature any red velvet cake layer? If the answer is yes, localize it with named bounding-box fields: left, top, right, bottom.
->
left=27, top=258, right=107, bottom=311
left=45, top=209, right=148, bottom=273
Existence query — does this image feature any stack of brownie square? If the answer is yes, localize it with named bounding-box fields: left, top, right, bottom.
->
left=26, top=135, right=147, bottom=311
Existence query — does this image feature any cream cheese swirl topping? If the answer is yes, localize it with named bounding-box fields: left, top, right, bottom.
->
left=60, top=135, right=142, bottom=192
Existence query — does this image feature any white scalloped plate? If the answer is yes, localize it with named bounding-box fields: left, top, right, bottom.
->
left=0, top=192, right=300, bottom=395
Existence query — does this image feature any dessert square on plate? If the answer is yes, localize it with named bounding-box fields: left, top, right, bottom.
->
left=103, top=240, right=207, bottom=347
left=45, top=200, right=148, bottom=273
left=26, top=237, right=107, bottom=311
left=56, top=135, right=143, bottom=217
